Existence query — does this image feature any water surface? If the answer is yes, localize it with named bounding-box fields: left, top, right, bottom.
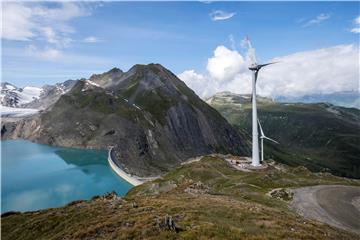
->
left=1, top=140, right=132, bottom=213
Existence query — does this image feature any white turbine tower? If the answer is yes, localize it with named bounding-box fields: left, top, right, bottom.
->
left=258, top=120, right=279, bottom=162
left=247, top=38, right=277, bottom=166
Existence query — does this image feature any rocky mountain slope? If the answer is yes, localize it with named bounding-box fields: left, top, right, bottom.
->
left=207, top=92, right=360, bottom=178
left=1, top=64, right=249, bottom=176
left=2, top=156, right=359, bottom=240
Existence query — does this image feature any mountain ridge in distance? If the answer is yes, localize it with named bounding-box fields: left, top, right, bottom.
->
left=275, top=91, right=360, bottom=109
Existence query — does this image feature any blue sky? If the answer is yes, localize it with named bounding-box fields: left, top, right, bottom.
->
left=1, top=1, right=359, bottom=97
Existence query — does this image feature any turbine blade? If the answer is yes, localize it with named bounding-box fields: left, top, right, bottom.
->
left=258, top=120, right=279, bottom=144
left=263, top=136, right=279, bottom=144
left=258, top=62, right=278, bottom=69
left=257, top=119, right=265, bottom=137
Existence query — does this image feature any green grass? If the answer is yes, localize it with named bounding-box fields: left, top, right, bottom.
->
left=56, top=85, right=142, bottom=122
left=3, top=156, right=359, bottom=240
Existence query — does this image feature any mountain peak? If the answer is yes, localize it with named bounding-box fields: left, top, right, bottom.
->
left=89, top=67, right=124, bottom=88
left=107, top=67, right=123, bottom=74
left=120, top=63, right=181, bottom=94
left=127, top=63, right=167, bottom=74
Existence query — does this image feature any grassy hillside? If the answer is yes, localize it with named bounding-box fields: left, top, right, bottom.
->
left=2, top=156, right=359, bottom=240
left=207, top=92, right=360, bottom=178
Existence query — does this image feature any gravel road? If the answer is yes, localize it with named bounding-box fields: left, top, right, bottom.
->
left=291, top=185, right=360, bottom=235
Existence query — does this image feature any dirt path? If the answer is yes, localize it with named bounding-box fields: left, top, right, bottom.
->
left=291, top=185, right=360, bottom=235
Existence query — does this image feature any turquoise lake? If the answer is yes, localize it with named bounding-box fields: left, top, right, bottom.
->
left=1, top=140, right=132, bottom=213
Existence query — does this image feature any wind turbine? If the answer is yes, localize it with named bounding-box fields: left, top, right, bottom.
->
left=246, top=37, right=277, bottom=166
left=258, top=120, right=279, bottom=162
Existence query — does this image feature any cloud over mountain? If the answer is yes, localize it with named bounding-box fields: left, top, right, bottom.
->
left=178, top=44, right=359, bottom=98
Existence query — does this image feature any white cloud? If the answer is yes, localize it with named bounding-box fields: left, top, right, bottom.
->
left=39, top=26, right=57, bottom=44
left=178, top=44, right=359, bottom=98
left=302, top=13, right=331, bottom=27
left=178, top=45, right=249, bottom=98
left=1, top=2, right=100, bottom=65
left=83, top=36, right=100, bottom=43
left=3, top=45, right=111, bottom=72
left=210, top=10, right=236, bottom=21
left=31, top=2, right=90, bottom=22
left=1, top=2, right=91, bottom=43
left=178, top=70, right=219, bottom=97
left=1, top=3, right=35, bottom=41
left=261, top=44, right=359, bottom=96
left=25, top=45, right=63, bottom=60
left=350, top=16, right=360, bottom=33
left=355, top=16, right=360, bottom=25
left=206, top=46, right=246, bottom=82
left=40, top=49, right=62, bottom=60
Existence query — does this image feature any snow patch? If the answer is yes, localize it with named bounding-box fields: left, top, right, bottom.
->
left=81, top=80, right=101, bottom=92
left=85, top=80, right=100, bottom=87
left=18, top=87, right=43, bottom=104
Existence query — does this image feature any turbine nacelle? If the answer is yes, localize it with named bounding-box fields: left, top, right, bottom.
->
left=249, top=62, right=278, bottom=72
